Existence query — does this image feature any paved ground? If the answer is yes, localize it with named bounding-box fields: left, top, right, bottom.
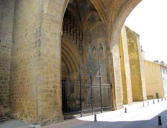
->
left=0, top=99, right=167, bottom=128
left=0, top=120, right=31, bottom=128
left=43, top=99, right=167, bottom=128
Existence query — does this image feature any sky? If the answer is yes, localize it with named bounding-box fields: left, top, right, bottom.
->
left=125, top=0, right=167, bottom=63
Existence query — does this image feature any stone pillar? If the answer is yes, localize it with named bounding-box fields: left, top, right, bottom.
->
left=37, top=1, right=65, bottom=124
left=119, top=26, right=133, bottom=104
left=11, top=0, right=42, bottom=123
left=11, top=0, right=67, bottom=124
left=125, top=26, right=147, bottom=101
left=36, top=0, right=70, bottom=124
left=0, top=0, right=15, bottom=116
left=107, top=41, right=123, bottom=110
left=136, top=35, right=147, bottom=101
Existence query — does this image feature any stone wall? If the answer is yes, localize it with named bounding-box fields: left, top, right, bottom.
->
left=125, top=26, right=147, bottom=101
left=144, top=61, right=164, bottom=99
left=0, top=0, right=15, bottom=116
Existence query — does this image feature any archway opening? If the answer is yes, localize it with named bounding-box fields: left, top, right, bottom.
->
left=124, top=0, right=167, bottom=101
left=61, top=0, right=112, bottom=117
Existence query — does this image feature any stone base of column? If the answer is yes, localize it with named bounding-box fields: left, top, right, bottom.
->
left=112, top=105, right=123, bottom=111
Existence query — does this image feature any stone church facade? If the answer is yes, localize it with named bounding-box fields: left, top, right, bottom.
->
left=0, top=0, right=158, bottom=125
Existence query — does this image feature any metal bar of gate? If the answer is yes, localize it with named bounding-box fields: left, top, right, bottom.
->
left=98, top=55, right=103, bottom=113
left=99, top=67, right=103, bottom=113
left=90, top=75, right=94, bottom=114
left=79, top=65, right=82, bottom=117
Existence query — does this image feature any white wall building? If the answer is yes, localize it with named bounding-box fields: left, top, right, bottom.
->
left=160, top=65, right=167, bottom=97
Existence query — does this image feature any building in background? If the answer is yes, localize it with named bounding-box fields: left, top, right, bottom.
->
left=120, top=25, right=166, bottom=102
left=160, top=64, right=167, bottom=97
left=119, top=26, right=147, bottom=104
left=153, top=61, right=167, bottom=97
left=144, top=60, right=164, bottom=99
left=123, top=26, right=166, bottom=100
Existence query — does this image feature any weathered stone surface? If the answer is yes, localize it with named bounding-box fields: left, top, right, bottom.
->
left=125, top=26, right=147, bottom=101
left=119, top=26, right=133, bottom=104
left=0, top=0, right=15, bottom=116
left=11, top=0, right=41, bottom=123
left=144, top=61, right=164, bottom=99
left=107, top=37, right=123, bottom=110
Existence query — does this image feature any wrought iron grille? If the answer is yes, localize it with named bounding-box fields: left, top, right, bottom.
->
left=62, top=65, right=112, bottom=117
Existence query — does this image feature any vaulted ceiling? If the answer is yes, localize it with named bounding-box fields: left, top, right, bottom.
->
left=90, top=0, right=141, bottom=24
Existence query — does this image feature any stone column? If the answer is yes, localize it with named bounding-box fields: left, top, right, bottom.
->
left=0, top=0, right=15, bottom=116
left=119, top=26, right=133, bottom=104
left=11, top=0, right=42, bottom=123
left=125, top=26, right=147, bottom=101
left=36, top=0, right=69, bottom=124
left=107, top=39, right=123, bottom=110
left=11, top=0, right=68, bottom=124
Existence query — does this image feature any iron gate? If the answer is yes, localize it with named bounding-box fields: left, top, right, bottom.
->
left=62, top=66, right=112, bottom=116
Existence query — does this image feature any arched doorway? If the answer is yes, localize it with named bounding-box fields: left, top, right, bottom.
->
left=61, top=0, right=112, bottom=117
left=61, top=38, right=81, bottom=115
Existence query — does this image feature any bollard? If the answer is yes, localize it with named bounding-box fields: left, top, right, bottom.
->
left=158, top=116, right=162, bottom=126
left=31, top=125, right=41, bottom=128
left=158, top=99, right=159, bottom=103
left=94, top=114, right=97, bottom=122
left=147, top=101, right=149, bottom=106
left=153, top=99, right=155, bottom=104
left=165, top=97, right=167, bottom=101
left=125, top=107, right=127, bottom=113
left=81, top=111, right=83, bottom=117
left=143, top=102, right=144, bottom=107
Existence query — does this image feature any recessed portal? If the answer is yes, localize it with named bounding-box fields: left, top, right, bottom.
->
left=61, top=0, right=112, bottom=117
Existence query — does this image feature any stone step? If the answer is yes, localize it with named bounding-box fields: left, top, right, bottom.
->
left=0, top=117, right=8, bottom=122
left=0, top=114, right=10, bottom=122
